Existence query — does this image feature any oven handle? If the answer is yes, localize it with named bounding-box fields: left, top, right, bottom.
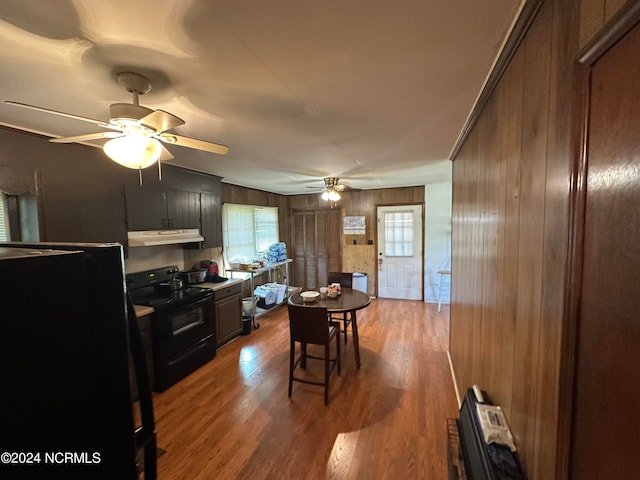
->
left=163, top=291, right=213, bottom=314
left=126, top=293, right=157, bottom=480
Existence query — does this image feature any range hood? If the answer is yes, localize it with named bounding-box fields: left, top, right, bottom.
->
left=128, top=229, right=204, bottom=247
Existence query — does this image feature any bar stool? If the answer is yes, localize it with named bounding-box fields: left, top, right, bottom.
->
left=437, top=270, right=451, bottom=312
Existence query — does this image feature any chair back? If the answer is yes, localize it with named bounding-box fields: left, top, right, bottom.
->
left=327, top=271, right=353, bottom=288
left=288, top=304, right=331, bottom=345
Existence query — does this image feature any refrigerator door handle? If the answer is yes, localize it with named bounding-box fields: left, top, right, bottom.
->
left=127, top=294, right=157, bottom=480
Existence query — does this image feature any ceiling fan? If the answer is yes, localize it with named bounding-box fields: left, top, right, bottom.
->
left=5, top=71, right=229, bottom=181
left=312, top=177, right=351, bottom=202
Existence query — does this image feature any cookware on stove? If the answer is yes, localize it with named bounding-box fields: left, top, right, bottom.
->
left=181, top=268, right=207, bottom=284
left=169, top=277, right=183, bottom=291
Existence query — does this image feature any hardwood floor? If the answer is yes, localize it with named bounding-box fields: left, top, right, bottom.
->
left=150, top=299, right=457, bottom=480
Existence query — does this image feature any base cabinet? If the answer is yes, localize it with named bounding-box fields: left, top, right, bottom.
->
left=213, top=284, right=242, bottom=347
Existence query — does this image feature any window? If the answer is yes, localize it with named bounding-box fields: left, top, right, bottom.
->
left=384, top=210, right=414, bottom=256
left=0, top=193, right=9, bottom=241
left=222, top=204, right=279, bottom=262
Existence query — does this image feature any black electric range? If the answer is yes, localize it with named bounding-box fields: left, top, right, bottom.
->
left=127, top=265, right=213, bottom=310
left=126, top=265, right=216, bottom=392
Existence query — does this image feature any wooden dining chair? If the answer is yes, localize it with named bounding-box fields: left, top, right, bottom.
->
left=327, top=271, right=353, bottom=344
left=287, top=303, right=341, bottom=405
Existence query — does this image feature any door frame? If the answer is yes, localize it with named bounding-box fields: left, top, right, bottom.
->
left=375, top=202, right=425, bottom=299
left=558, top=3, right=640, bottom=477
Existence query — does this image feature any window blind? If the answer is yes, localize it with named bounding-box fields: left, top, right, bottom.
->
left=222, top=204, right=279, bottom=263
left=254, top=206, right=279, bottom=252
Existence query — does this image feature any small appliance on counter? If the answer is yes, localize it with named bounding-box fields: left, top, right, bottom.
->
left=200, top=259, right=228, bottom=283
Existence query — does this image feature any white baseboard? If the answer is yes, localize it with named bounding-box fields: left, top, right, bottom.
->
left=447, top=349, right=462, bottom=408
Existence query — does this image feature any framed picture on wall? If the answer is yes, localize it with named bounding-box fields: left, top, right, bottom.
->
left=343, top=216, right=365, bottom=235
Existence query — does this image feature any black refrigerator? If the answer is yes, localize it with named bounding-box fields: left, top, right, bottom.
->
left=0, top=242, right=156, bottom=480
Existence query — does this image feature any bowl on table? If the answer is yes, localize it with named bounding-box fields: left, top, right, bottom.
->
left=300, top=291, right=320, bottom=303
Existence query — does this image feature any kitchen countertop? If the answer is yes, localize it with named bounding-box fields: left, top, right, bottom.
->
left=198, top=277, right=244, bottom=291
left=133, top=278, right=244, bottom=317
left=133, top=305, right=154, bottom=317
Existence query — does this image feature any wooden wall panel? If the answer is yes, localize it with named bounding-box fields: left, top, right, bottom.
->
left=450, top=0, right=580, bottom=477
left=496, top=41, right=524, bottom=427
left=342, top=245, right=376, bottom=294
left=222, top=183, right=289, bottom=242
left=579, top=0, right=629, bottom=47
left=288, top=186, right=424, bottom=295
left=221, top=184, right=422, bottom=293
left=510, top=4, right=551, bottom=468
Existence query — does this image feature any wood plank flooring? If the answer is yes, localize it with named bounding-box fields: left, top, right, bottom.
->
left=149, top=299, right=457, bottom=480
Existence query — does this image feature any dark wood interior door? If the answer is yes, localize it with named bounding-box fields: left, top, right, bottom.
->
left=291, top=209, right=341, bottom=290
left=570, top=15, right=640, bottom=479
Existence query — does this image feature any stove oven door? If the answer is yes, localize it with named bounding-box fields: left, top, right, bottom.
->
left=152, top=293, right=216, bottom=391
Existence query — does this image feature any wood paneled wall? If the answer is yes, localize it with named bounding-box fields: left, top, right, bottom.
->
left=449, top=0, right=579, bottom=478
left=288, top=186, right=424, bottom=295
left=579, top=0, right=628, bottom=46
left=222, top=183, right=289, bottom=242
left=0, top=127, right=133, bottom=244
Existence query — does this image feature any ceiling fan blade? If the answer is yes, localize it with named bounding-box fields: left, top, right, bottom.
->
left=139, top=109, right=185, bottom=133
left=5, top=100, right=111, bottom=128
left=49, top=131, right=123, bottom=143
left=157, top=133, right=229, bottom=155
left=159, top=145, right=174, bottom=161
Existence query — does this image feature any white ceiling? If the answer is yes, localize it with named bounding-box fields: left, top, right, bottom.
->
left=0, top=0, right=522, bottom=195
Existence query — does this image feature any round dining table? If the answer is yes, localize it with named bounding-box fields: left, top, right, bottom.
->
left=288, top=287, right=371, bottom=368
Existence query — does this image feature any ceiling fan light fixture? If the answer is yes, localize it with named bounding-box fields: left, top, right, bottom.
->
left=103, top=135, right=162, bottom=169
left=321, top=189, right=340, bottom=201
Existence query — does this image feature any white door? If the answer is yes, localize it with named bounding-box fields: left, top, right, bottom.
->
left=377, top=205, right=423, bottom=300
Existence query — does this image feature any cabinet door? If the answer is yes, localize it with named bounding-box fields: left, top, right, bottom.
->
left=126, top=186, right=200, bottom=230
left=166, top=189, right=200, bottom=229
left=125, top=185, right=167, bottom=230
left=214, top=294, right=242, bottom=347
left=200, top=192, right=222, bottom=248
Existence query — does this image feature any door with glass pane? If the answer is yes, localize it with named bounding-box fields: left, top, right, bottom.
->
left=377, top=205, right=423, bottom=299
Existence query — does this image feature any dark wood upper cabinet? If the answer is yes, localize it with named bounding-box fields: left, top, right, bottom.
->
left=125, top=185, right=200, bottom=230
left=199, top=192, right=222, bottom=248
